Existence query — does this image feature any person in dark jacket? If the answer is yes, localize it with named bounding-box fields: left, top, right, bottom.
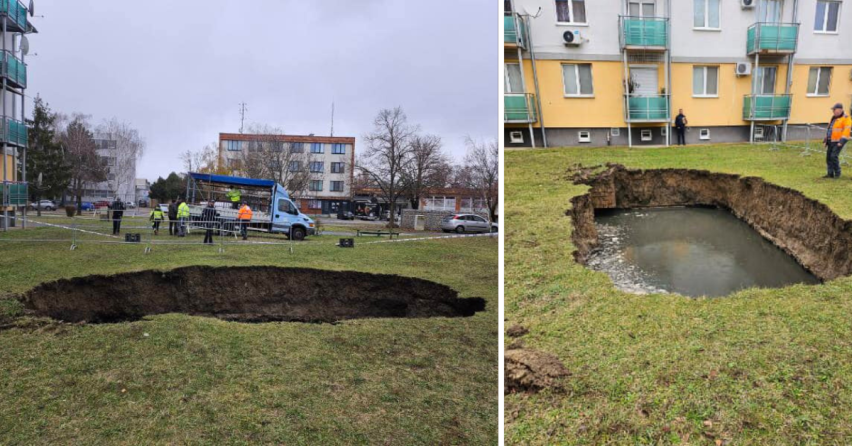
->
left=201, top=200, right=218, bottom=244
left=674, top=109, right=688, bottom=146
left=111, top=197, right=125, bottom=235
left=168, top=199, right=178, bottom=236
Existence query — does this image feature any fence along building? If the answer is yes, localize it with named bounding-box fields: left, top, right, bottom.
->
left=0, top=1, right=33, bottom=228
left=504, top=0, right=852, bottom=147
left=218, top=133, right=355, bottom=215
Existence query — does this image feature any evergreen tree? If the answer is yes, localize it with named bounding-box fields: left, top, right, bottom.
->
left=25, top=97, right=70, bottom=215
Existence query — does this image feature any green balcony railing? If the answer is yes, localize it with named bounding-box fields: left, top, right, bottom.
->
left=0, top=0, right=27, bottom=32
left=625, top=95, right=669, bottom=122
left=0, top=118, right=27, bottom=147
left=2, top=51, right=25, bottom=88
left=620, top=16, right=668, bottom=49
left=504, top=15, right=526, bottom=48
left=504, top=93, right=537, bottom=123
left=0, top=181, right=28, bottom=206
left=746, top=23, right=799, bottom=54
left=743, top=94, right=792, bottom=120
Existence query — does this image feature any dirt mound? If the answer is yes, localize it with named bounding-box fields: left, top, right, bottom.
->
left=20, top=266, right=486, bottom=324
left=569, top=165, right=852, bottom=281
left=506, top=325, right=529, bottom=337
left=505, top=348, right=570, bottom=393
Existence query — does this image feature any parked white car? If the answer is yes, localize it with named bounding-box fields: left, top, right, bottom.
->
left=29, top=200, right=56, bottom=211
left=440, top=214, right=497, bottom=233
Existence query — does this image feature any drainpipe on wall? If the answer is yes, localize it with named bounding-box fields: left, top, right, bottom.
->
left=782, top=0, right=798, bottom=142
left=524, top=14, right=548, bottom=148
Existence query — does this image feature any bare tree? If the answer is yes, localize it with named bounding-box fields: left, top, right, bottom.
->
left=400, top=134, right=453, bottom=209
left=358, top=107, right=418, bottom=227
left=233, top=124, right=323, bottom=200
left=462, top=137, right=499, bottom=226
left=181, top=142, right=221, bottom=174
left=61, top=117, right=107, bottom=215
left=95, top=118, right=145, bottom=202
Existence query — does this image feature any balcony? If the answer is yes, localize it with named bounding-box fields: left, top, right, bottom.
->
left=0, top=118, right=27, bottom=147
left=1, top=51, right=25, bottom=89
left=746, top=23, right=799, bottom=55
left=0, top=0, right=28, bottom=33
left=0, top=181, right=27, bottom=206
left=743, top=94, right=792, bottom=121
left=504, top=93, right=537, bottom=123
left=619, top=16, right=668, bottom=50
left=624, top=95, right=669, bottom=122
left=504, top=15, right=526, bottom=49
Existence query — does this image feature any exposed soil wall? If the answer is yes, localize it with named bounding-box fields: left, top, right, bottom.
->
left=569, top=165, right=852, bottom=281
left=20, top=266, right=486, bottom=323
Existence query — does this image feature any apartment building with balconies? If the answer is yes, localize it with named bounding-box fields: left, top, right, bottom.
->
left=504, top=0, right=852, bottom=147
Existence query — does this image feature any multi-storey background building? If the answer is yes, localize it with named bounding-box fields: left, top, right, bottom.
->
left=78, top=138, right=137, bottom=203
left=218, top=133, right=355, bottom=215
left=0, top=1, right=32, bottom=228
left=504, top=0, right=852, bottom=147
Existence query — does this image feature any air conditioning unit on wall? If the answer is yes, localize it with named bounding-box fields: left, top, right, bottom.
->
left=563, top=30, right=588, bottom=46
left=741, top=0, right=755, bottom=8
left=736, top=62, right=752, bottom=76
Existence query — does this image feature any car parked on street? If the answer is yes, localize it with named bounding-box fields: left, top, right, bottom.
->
left=337, top=210, right=355, bottom=220
left=80, top=202, right=95, bottom=211
left=93, top=200, right=111, bottom=209
left=29, top=200, right=56, bottom=211
left=124, top=201, right=136, bottom=209
left=440, top=214, right=497, bottom=234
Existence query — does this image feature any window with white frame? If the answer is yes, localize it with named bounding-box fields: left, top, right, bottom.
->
left=332, top=143, right=346, bottom=154
left=693, top=0, right=721, bottom=29
left=461, top=197, right=488, bottom=212
left=225, top=140, right=242, bottom=151
left=755, top=66, right=777, bottom=94
left=309, top=180, right=323, bottom=192
left=289, top=161, right=301, bottom=172
left=807, top=67, right=832, bottom=96
left=693, top=66, right=719, bottom=97
left=331, top=162, right=345, bottom=174
left=308, top=199, right=321, bottom=209
left=505, top=63, right=524, bottom=94
left=424, top=196, right=457, bottom=211
left=628, top=0, right=655, bottom=18
left=330, top=181, right=345, bottom=192
left=311, top=143, right=324, bottom=154
left=814, top=1, right=840, bottom=32
left=562, top=64, right=594, bottom=96
left=290, top=142, right=304, bottom=153
left=640, top=129, right=653, bottom=141
left=310, top=162, right=324, bottom=173
left=555, top=0, right=586, bottom=24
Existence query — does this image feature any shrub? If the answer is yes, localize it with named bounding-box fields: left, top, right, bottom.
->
left=65, top=205, right=76, bottom=217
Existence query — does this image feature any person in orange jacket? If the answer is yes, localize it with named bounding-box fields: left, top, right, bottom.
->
left=237, top=202, right=253, bottom=240
left=824, top=103, right=852, bottom=179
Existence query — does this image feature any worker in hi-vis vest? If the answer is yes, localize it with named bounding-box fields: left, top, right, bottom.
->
left=177, top=199, right=190, bottom=237
left=237, top=202, right=253, bottom=240
left=226, top=188, right=241, bottom=209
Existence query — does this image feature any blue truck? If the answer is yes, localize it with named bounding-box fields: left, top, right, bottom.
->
left=186, top=172, right=316, bottom=240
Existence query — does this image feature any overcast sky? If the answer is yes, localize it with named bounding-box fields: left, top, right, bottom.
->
left=28, top=0, right=498, bottom=180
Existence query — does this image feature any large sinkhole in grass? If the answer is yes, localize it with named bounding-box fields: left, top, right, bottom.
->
left=21, top=266, right=486, bottom=323
left=590, top=207, right=820, bottom=297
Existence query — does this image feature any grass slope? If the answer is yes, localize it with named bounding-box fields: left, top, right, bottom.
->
left=0, top=230, right=497, bottom=445
left=505, top=144, right=852, bottom=445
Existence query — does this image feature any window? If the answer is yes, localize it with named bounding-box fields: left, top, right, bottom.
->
left=309, top=180, right=323, bottom=192
left=693, top=66, right=719, bottom=97
left=807, top=67, right=832, bottom=96
left=758, top=0, right=782, bottom=23
left=509, top=131, right=524, bottom=143
left=289, top=161, right=301, bottom=172
left=555, top=0, right=586, bottom=23
left=693, top=0, right=721, bottom=29
left=629, top=0, right=655, bottom=18
left=505, top=63, right=524, bottom=93
left=755, top=67, right=777, bottom=94
left=815, top=1, right=840, bottom=32
left=308, top=200, right=321, bottom=210
left=290, top=142, right=304, bottom=153
left=332, top=144, right=346, bottom=154
left=424, top=196, right=457, bottom=211
left=505, top=0, right=512, bottom=15
left=331, top=162, right=345, bottom=174
left=562, top=64, right=594, bottom=96
left=611, top=128, right=621, bottom=137
left=278, top=199, right=298, bottom=215
left=699, top=129, right=711, bottom=140
left=225, top=140, right=242, bottom=151
left=310, top=162, right=324, bottom=173
left=578, top=131, right=591, bottom=143
left=309, top=142, right=323, bottom=153
left=661, top=127, right=668, bottom=136
left=330, top=181, right=345, bottom=192
left=640, top=129, right=653, bottom=141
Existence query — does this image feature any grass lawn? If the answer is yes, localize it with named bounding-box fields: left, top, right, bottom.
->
left=0, top=228, right=498, bottom=444
left=505, top=143, right=852, bottom=445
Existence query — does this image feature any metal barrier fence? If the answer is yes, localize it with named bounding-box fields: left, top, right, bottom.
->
left=756, top=123, right=850, bottom=165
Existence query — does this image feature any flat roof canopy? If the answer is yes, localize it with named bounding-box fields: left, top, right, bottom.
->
left=189, top=172, right=275, bottom=189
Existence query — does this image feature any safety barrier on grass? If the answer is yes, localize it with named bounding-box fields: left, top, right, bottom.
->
left=756, top=123, right=851, bottom=166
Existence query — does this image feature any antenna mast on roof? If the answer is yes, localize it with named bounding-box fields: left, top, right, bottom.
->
left=330, top=101, right=335, bottom=137
left=239, top=102, right=248, bottom=134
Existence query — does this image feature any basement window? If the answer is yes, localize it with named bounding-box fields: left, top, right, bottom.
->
left=699, top=129, right=711, bottom=140
left=640, top=129, right=653, bottom=141
left=509, top=131, right=524, bottom=144
left=661, top=127, right=668, bottom=136
left=610, top=128, right=621, bottom=137
left=754, top=126, right=765, bottom=140
left=578, top=131, right=592, bottom=143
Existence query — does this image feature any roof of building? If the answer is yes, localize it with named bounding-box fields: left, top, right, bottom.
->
left=219, top=133, right=355, bottom=144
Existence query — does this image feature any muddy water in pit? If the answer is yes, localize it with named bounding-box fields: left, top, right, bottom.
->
left=589, top=207, right=820, bottom=297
